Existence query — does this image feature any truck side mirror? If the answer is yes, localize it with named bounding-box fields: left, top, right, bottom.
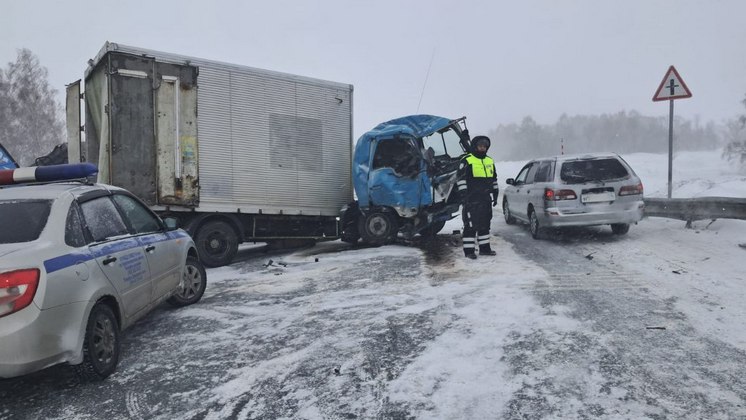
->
left=506, top=178, right=515, bottom=185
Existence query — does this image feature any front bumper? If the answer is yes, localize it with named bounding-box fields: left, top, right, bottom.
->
left=540, top=200, right=644, bottom=228
left=0, top=301, right=87, bottom=378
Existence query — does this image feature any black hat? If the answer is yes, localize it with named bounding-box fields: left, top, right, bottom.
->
left=472, top=135, right=491, bottom=149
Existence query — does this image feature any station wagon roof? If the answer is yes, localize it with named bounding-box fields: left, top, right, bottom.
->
left=529, top=153, right=622, bottom=163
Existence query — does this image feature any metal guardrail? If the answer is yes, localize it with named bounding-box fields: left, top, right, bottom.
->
left=644, top=197, right=746, bottom=223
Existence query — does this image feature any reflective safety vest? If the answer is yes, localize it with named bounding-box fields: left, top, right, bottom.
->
left=464, top=154, right=495, bottom=178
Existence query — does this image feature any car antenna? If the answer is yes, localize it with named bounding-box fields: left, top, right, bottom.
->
left=416, top=48, right=436, bottom=113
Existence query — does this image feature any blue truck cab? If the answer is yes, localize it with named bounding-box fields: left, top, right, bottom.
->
left=341, top=115, right=472, bottom=245
left=0, top=143, right=19, bottom=170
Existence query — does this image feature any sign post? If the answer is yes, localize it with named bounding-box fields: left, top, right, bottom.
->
left=652, top=65, right=692, bottom=198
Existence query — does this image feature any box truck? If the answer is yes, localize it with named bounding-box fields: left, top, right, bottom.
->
left=67, top=42, right=354, bottom=267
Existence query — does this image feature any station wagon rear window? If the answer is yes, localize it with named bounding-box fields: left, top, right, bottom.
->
left=0, top=200, right=52, bottom=243
left=560, top=158, right=629, bottom=183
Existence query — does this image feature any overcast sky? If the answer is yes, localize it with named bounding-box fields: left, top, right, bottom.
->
left=3, top=0, right=746, bottom=139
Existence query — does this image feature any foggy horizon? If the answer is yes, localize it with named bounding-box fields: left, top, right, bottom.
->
left=3, top=0, right=746, bottom=140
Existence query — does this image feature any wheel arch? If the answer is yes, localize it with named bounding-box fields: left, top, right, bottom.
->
left=188, top=214, right=243, bottom=240
left=95, top=295, right=122, bottom=331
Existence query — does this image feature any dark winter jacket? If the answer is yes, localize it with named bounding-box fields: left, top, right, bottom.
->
left=457, top=152, right=499, bottom=202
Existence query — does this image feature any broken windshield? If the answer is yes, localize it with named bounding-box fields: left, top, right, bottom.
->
left=422, top=126, right=463, bottom=159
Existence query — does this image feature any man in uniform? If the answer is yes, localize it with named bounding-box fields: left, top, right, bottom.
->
left=456, top=135, right=499, bottom=259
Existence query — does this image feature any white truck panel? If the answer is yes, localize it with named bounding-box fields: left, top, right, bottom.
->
left=93, top=42, right=353, bottom=217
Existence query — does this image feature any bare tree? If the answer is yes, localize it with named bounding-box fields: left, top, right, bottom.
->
left=722, top=95, right=746, bottom=169
left=0, top=48, right=64, bottom=166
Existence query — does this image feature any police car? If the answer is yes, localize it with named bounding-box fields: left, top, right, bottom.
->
left=0, top=163, right=207, bottom=379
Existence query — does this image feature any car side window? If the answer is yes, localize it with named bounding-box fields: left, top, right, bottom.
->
left=79, top=197, right=129, bottom=242
left=64, top=202, right=87, bottom=247
left=514, top=164, right=532, bottom=185
left=534, top=161, right=553, bottom=183
left=112, top=194, right=162, bottom=234
left=525, top=163, right=539, bottom=184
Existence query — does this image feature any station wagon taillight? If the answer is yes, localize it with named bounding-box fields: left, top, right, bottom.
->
left=544, top=188, right=577, bottom=201
left=0, top=269, right=40, bottom=318
left=619, top=182, right=644, bottom=196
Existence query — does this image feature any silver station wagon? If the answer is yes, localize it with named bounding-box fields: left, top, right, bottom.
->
left=0, top=164, right=207, bottom=380
left=502, top=153, right=644, bottom=238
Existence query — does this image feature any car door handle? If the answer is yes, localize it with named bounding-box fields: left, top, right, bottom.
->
left=145, top=245, right=156, bottom=252
left=102, top=256, right=117, bottom=265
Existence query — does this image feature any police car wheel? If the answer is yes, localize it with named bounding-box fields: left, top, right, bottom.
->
left=168, top=256, right=207, bottom=307
left=76, top=303, right=120, bottom=380
left=195, top=220, right=238, bottom=267
left=358, top=211, right=396, bottom=245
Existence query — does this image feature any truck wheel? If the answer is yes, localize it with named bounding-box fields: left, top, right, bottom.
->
left=358, top=211, right=397, bottom=245
left=168, top=256, right=207, bottom=307
left=75, top=303, right=120, bottom=381
left=195, top=220, right=238, bottom=267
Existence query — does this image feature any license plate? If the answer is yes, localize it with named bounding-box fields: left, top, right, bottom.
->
left=581, top=191, right=615, bottom=203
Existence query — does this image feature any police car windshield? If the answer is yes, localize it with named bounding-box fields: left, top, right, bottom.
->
left=0, top=200, right=53, bottom=244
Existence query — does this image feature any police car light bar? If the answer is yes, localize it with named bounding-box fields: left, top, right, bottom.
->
left=0, top=163, right=98, bottom=185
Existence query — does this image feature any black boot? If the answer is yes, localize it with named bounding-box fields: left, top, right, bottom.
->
left=465, top=253, right=477, bottom=260
left=480, top=247, right=497, bottom=256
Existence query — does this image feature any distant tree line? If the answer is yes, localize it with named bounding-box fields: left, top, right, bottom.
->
left=0, top=48, right=65, bottom=166
left=487, top=111, right=723, bottom=161
left=721, top=94, right=746, bottom=169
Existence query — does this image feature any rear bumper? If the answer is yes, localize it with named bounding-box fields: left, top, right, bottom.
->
left=0, top=302, right=87, bottom=378
left=540, top=200, right=644, bottom=227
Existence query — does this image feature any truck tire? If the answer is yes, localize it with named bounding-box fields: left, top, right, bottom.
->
left=358, top=211, right=397, bottom=245
left=195, top=220, right=238, bottom=267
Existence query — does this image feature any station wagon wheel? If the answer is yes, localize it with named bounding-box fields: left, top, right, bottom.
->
left=168, top=256, right=207, bottom=307
left=611, top=223, right=630, bottom=235
left=76, top=303, right=120, bottom=381
left=529, top=208, right=541, bottom=239
left=503, top=198, right=516, bottom=225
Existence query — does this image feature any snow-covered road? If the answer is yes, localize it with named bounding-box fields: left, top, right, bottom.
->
left=2, top=150, right=746, bottom=419
left=2, top=213, right=745, bottom=419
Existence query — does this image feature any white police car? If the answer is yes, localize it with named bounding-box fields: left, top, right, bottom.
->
left=0, top=163, right=206, bottom=379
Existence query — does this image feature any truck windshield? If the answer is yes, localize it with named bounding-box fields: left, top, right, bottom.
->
left=0, top=200, right=52, bottom=243
left=422, top=126, right=463, bottom=159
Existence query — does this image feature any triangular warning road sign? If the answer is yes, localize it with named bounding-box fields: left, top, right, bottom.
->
left=653, top=65, right=692, bottom=101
